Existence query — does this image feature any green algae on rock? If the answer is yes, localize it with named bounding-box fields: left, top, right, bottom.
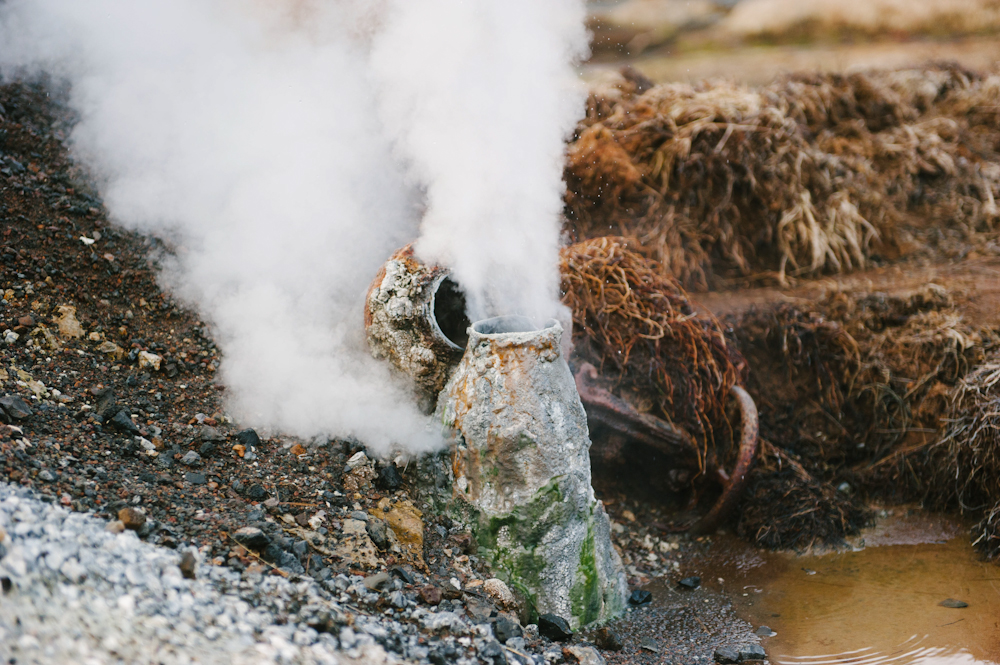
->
left=438, top=316, right=627, bottom=628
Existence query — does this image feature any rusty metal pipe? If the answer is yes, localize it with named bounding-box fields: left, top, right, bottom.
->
left=575, top=363, right=759, bottom=534
left=689, top=385, right=759, bottom=535
left=574, top=363, right=700, bottom=460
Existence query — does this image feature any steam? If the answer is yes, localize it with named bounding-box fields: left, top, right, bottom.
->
left=0, top=0, right=587, bottom=450
left=369, top=0, right=589, bottom=321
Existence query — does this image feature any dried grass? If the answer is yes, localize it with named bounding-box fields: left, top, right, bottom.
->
left=928, top=359, right=1000, bottom=513
left=565, top=65, right=1000, bottom=289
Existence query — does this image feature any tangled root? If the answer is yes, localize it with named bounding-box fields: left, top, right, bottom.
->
left=560, top=237, right=746, bottom=469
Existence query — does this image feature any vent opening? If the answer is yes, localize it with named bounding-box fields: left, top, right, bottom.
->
left=433, top=276, right=471, bottom=349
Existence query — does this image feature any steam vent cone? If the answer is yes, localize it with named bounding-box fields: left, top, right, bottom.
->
left=438, top=316, right=628, bottom=627
left=364, top=245, right=471, bottom=412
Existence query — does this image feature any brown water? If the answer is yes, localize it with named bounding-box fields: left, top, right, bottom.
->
left=686, top=512, right=1000, bottom=665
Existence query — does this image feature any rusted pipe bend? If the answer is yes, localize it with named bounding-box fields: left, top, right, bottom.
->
left=574, top=363, right=759, bottom=534
left=574, top=363, right=700, bottom=460
left=689, top=385, right=758, bottom=535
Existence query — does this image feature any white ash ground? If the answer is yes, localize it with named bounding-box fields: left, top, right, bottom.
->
left=0, top=483, right=540, bottom=665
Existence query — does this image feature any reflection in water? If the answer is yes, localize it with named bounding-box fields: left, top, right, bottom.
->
left=688, top=516, right=1000, bottom=665
left=775, top=636, right=993, bottom=665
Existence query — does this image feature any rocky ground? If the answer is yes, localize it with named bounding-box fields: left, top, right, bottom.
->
left=0, top=81, right=765, bottom=663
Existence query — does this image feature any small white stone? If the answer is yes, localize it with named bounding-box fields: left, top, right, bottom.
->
left=138, top=351, right=162, bottom=371
left=117, top=594, right=135, bottom=614
left=345, top=451, right=369, bottom=471
left=60, top=557, right=87, bottom=583
left=483, top=578, right=517, bottom=611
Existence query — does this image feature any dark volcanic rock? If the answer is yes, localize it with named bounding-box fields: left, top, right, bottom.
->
left=232, top=526, right=270, bottom=550
left=492, top=616, right=522, bottom=643
left=184, top=472, right=206, bottom=485
left=277, top=550, right=304, bottom=575
left=479, top=640, right=506, bottom=665
left=419, top=585, right=442, bottom=605
left=0, top=395, right=33, bottom=420
left=109, top=410, right=141, bottom=435
left=377, top=463, right=403, bottom=490
left=94, top=388, right=118, bottom=421
left=538, top=613, right=573, bottom=641
left=390, top=566, right=413, bottom=584
left=120, top=439, right=142, bottom=457
left=366, top=517, right=390, bottom=550
left=715, top=646, right=740, bottom=664
left=429, top=645, right=462, bottom=665
left=198, top=442, right=216, bottom=457
left=245, top=483, right=268, bottom=501
left=236, top=428, right=261, bottom=448
left=262, top=543, right=283, bottom=563
left=629, top=589, right=653, bottom=606
left=739, top=645, right=766, bottom=661
left=595, top=626, right=623, bottom=651
left=179, top=551, right=197, bottom=580
left=678, top=576, right=702, bottom=590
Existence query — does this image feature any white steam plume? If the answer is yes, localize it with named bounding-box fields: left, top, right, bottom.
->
left=0, top=0, right=587, bottom=449
left=370, top=0, right=589, bottom=322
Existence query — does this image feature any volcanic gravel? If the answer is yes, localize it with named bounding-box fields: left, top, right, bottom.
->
left=0, top=482, right=575, bottom=665
left=0, top=79, right=760, bottom=663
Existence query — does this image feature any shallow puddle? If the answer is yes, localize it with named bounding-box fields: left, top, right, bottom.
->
left=687, top=512, right=1000, bottom=665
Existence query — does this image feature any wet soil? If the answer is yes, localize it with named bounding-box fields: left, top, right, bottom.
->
left=597, top=580, right=761, bottom=665
left=695, top=257, right=1000, bottom=328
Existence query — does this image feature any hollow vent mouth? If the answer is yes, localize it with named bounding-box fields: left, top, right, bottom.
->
left=431, top=276, right=471, bottom=349
left=472, top=315, right=557, bottom=336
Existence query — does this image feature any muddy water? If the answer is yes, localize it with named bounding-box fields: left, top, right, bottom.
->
left=684, top=512, right=1000, bottom=665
